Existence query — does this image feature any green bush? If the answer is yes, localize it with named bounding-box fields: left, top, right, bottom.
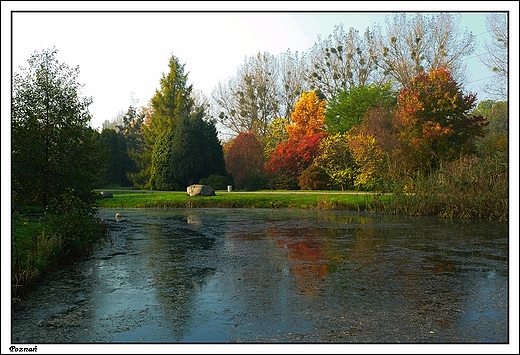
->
left=199, top=174, right=228, bottom=190
left=46, top=188, right=109, bottom=260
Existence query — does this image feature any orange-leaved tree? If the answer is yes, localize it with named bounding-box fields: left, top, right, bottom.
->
left=394, top=67, right=488, bottom=173
left=265, top=91, right=327, bottom=189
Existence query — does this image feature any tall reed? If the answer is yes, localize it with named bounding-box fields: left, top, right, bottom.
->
left=376, top=155, right=508, bottom=220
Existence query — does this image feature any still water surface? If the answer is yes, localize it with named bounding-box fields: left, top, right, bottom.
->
left=11, top=208, right=509, bottom=344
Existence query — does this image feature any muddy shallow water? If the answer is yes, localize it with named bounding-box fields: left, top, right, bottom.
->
left=11, top=208, right=509, bottom=346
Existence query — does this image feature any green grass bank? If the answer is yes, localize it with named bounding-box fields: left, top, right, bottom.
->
left=95, top=189, right=388, bottom=211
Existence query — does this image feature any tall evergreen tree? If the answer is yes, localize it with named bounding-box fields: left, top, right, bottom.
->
left=170, top=116, right=205, bottom=188
left=146, top=55, right=228, bottom=190
left=145, top=55, right=195, bottom=146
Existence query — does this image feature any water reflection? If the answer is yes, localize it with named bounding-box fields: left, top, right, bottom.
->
left=267, top=225, right=329, bottom=296
left=143, top=212, right=219, bottom=341
left=12, top=208, right=507, bottom=343
left=110, top=209, right=507, bottom=342
left=155, top=210, right=503, bottom=341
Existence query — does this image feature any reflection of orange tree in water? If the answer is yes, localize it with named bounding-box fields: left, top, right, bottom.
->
left=269, top=226, right=329, bottom=296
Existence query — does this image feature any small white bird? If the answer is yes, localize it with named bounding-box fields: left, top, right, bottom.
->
left=115, top=213, right=122, bottom=219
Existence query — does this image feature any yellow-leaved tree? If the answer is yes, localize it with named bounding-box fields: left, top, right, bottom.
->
left=286, top=91, right=326, bottom=140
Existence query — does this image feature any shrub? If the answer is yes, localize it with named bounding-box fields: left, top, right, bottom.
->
left=199, top=174, right=228, bottom=190
left=46, top=188, right=108, bottom=260
left=299, top=165, right=332, bottom=190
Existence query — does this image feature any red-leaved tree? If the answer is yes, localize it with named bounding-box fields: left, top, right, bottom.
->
left=225, top=131, right=266, bottom=190
left=265, top=132, right=325, bottom=189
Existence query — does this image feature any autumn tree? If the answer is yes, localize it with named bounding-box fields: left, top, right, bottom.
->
left=261, top=117, right=290, bottom=161
left=12, top=47, right=103, bottom=208
left=225, top=132, right=267, bottom=190
left=265, top=133, right=325, bottom=190
left=394, top=67, right=488, bottom=173
left=325, top=82, right=396, bottom=134
left=286, top=91, right=326, bottom=140
left=374, top=13, right=475, bottom=89
left=346, top=105, right=399, bottom=189
left=298, top=164, right=332, bottom=190
left=264, top=91, right=328, bottom=189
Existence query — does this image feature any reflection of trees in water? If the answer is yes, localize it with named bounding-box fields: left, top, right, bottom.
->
left=137, top=210, right=508, bottom=340
left=268, top=226, right=331, bottom=296
left=143, top=213, right=218, bottom=339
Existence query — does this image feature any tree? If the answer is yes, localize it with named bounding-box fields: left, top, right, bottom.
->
left=278, top=49, right=308, bottom=119
left=141, top=55, right=196, bottom=188
left=346, top=105, right=399, bottom=189
left=12, top=47, right=102, bottom=208
left=212, top=52, right=280, bottom=138
left=286, top=91, right=326, bottom=140
left=127, top=103, right=153, bottom=188
left=298, top=164, right=331, bottom=190
left=198, top=116, right=228, bottom=180
left=473, top=100, right=508, bottom=162
left=150, top=111, right=227, bottom=190
left=305, top=24, right=384, bottom=99
left=225, top=132, right=266, bottom=190
left=325, top=82, right=396, bottom=134
left=375, top=13, right=475, bottom=89
left=261, top=117, right=290, bottom=161
left=150, top=129, right=178, bottom=190
left=101, top=108, right=125, bottom=131
left=144, top=55, right=227, bottom=190
left=145, top=55, right=194, bottom=146
left=313, top=133, right=357, bottom=190
left=97, top=105, right=143, bottom=188
left=98, top=128, right=126, bottom=186
left=394, top=67, right=487, bottom=172
left=265, top=133, right=325, bottom=190
left=480, top=13, right=508, bottom=100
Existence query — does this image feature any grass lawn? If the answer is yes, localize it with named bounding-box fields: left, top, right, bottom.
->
left=95, top=189, right=390, bottom=211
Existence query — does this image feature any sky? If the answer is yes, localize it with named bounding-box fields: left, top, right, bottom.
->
left=4, top=2, right=518, bottom=131
left=2, top=2, right=520, bottom=353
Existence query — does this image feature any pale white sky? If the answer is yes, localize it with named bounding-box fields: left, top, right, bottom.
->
left=4, top=2, right=517, bottom=131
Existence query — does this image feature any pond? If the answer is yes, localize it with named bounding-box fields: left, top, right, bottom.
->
left=11, top=208, right=510, bottom=350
